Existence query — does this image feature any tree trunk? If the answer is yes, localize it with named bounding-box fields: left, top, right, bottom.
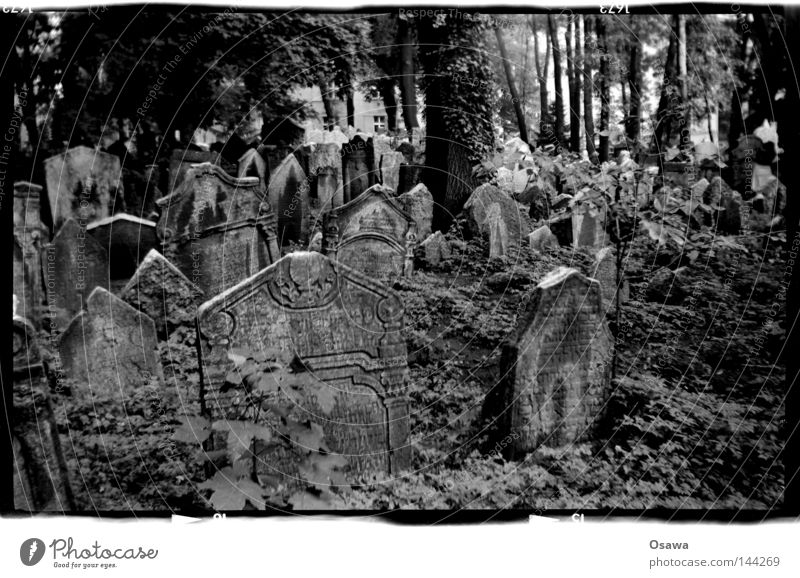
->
left=496, top=27, right=529, bottom=144
left=583, top=15, right=597, bottom=161
left=530, top=16, right=549, bottom=131
left=678, top=14, right=690, bottom=151
left=652, top=17, right=679, bottom=154
left=521, top=25, right=530, bottom=116
left=596, top=16, right=610, bottom=162
left=574, top=17, right=584, bottom=153
left=378, top=79, right=398, bottom=132
left=547, top=14, right=566, bottom=145
left=398, top=17, right=419, bottom=133
left=316, top=72, right=337, bottom=130
left=727, top=21, right=749, bottom=148
left=567, top=18, right=581, bottom=151
left=705, top=94, right=715, bottom=142
left=626, top=28, right=642, bottom=144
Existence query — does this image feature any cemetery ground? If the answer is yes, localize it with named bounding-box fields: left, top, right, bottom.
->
left=42, top=215, right=784, bottom=511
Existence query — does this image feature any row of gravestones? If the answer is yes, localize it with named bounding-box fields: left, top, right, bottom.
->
left=13, top=171, right=619, bottom=511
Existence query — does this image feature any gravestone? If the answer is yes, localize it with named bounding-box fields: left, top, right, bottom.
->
left=13, top=316, right=76, bottom=512
left=593, top=246, right=629, bottom=312
left=119, top=249, right=203, bottom=338
left=379, top=151, right=405, bottom=192
left=44, top=218, right=110, bottom=331
left=708, top=177, right=743, bottom=234
left=419, top=231, right=452, bottom=268
left=44, top=146, right=124, bottom=229
left=323, top=184, right=417, bottom=282
left=13, top=235, right=36, bottom=323
left=309, top=143, right=344, bottom=211
left=463, top=184, right=528, bottom=244
left=197, top=251, right=411, bottom=477
left=237, top=148, right=269, bottom=190
left=268, top=154, right=311, bottom=245
left=342, top=135, right=377, bottom=203
left=156, top=162, right=280, bottom=297
left=571, top=203, right=609, bottom=248
left=528, top=225, right=559, bottom=252
left=397, top=183, right=434, bottom=241
left=497, top=267, right=612, bottom=459
left=487, top=203, right=508, bottom=259
left=58, top=287, right=163, bottom=398
left=14, top=182, right=48, bottom=322
left=168, top=149, right=216, bottom=193
left=87, top=213, right=159, bottom=283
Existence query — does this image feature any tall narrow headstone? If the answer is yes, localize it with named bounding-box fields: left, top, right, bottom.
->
left=342, top=135, right=376, bottom=203
left=268, top=154, right=311, bottom=245
left=487, top=203, right=508, bottom=259
left=58, top=287, right=163, bottom=398
left=237, top=148, right=269, bottom=190
left=309, top=143, right=344, bottom=211
left=496, top=268, right=612, bottom=459
left=592, top=246, right=629, bottom=312
left=44, top=146, right=124, bottom=229
left=379, top=151, right=405, bottom=192
left=13, top=316, right=75, bottom=511
left=571, top=203, right=609, bottom=248
left=13, top=182, right=48, bottom=322
left=323, top=184, right=416, bottom=282
left=119, top=249, right=204, bottom=338
left=156, top=162, right=280, bottom=296
left=197, top=251, right=410, bottom=477
left=44, top=218, right=110, bottom=331
left=397, top=183, right=434, bottom=241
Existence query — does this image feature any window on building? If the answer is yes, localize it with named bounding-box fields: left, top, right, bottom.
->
left=373, top=116, right=387, bottom=133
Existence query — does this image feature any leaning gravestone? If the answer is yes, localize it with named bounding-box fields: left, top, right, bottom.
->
left=167, top=148, right=216, bottom=194
left=397, top=183, right=434, bottom=241
left=44, top=146, right=124, bottom=229
left=268, top=154, right=311, bottom=245
left=119, top=249, right=203, bottom=338
left=14, top=182, right=48, bottom=323
left=593, top=246, right=629, bottom=312
left=496, top=267, right=612, bottom=459
left=463, top=184, right=528, bottom=244
left=487, top=203, right=508, bottom=259
left=419, top=231, right=452, bottom=268
left=87, top=213, right=159, bottom=283
left=156, top=162, right=280, bottom=297
left=13, top=316, right=75, bottom=511
left=323, top=184, right=417, bottom=282
left=44, top=218, right=110, bottom=331
left=58, top=287, right=163, bottom=398
left=308, top=143, right=344, bottom=211
left=528, top=225, right=560, bottom=252
left=342, top=135, right=377, bottom=203
left=572, top=202, right=609, bottom=248
left=13, top=235, right=36, bottom=324
left=379, top=151, right=405, bottom=192
left=197, top=251, right=411, bottom=476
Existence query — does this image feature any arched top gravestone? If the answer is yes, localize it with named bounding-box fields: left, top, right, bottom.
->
left=323, top=184, right=417, bottom=282
left=498, top=267, right=612, bottom=459
left=156, top=162, right=280, bottom=296
left=267, top=154, right=310, bottom=245
left=197, top=251, right=410, bottom=475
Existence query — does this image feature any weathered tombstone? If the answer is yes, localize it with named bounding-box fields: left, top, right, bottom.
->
left=487, top=203, right=508, bottom=259
left=397, top=183, right=434, bottom=241
left=496, top=167, right=514, bottom=193
left=547, top=212, right=573, bottom=247
left=58, top=287, right=163, bottom=397
left=44, top=218, right=110, bottom=331
left=496, top=268, right=612, bottom=458
left=119, top=249, right=203, bottom=338
left=708, top=177, right=743, bottom=234
left=593, top=246, right=629, bottom=312
left=308, top=231, right=323, bottom=253
left=44, top=145, right=124, bottom=229
left=512, top=166, right=534, bottom=195
left=13, top=182, right=48, bottom=322
left=528, top=225, right=560, bottom=252
left=87, top=213, right=159, bottom=283
left=13, top=316, right=76, bottom=512
left=309, top=143, right=344, bottom=211
left=419, top=231, right=452, bottom=268
left=268, top=154, right=311, bottom=245
left=237, top=148, right=268, bottom=190
left=197, top=251, right=411, bottom=477
left=156, top=162, right=280, bottom=297
left=167, top=148, right=216, bottom=193
left=323, top=184, right=416, bottom=282
left=13, top=235, right=37, bottom=323
left=571, top=203, right=609, bottom=248
left=379, top=151, right=405, bottom=192
left=463, top=184, right=528, bottom=243
left=342, top=135, right=377, bottom=203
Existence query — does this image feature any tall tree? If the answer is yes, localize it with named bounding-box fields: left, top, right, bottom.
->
left=547, top=14, right=566, bottom=145
left=530, top=16, right=550, bottom=131
left=652, top=16, right=679, bottom=154
left=567, top=17, right=581, bottom=151
left=574, top=16, right=584, bottom=152
left=495, top=26, right=529, bottom=144
left=677, top=14, right=690, bottom=150
left=626, top=19, right=643, bottom=144
left=596, top=15, right=610, bottom=162
left=397, top=16, right=419, bottom=134
left=582, top=15, right=597, bottom=161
